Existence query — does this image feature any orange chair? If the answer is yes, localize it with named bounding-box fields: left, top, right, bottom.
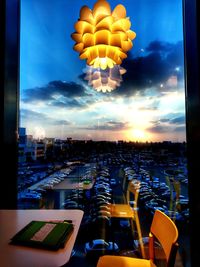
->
left=103, top=180, right=145, bottom=257
left=107, top=180, right=140, bottom=219
left=96, top=209, right=179, bottom=267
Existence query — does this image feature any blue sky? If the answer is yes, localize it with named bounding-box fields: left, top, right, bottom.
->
left=20, top=0, right=186, bottom=142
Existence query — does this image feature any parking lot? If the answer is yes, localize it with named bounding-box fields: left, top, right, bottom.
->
left=17, top=162, right=189, bottom=267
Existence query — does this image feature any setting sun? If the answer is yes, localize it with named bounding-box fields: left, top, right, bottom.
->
left=125, top=128, right=148, bottom=141
left=133, top=129, right=145, bottom=139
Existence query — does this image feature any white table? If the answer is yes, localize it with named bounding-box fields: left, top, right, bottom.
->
left=0, top=209, right=84, bottom=267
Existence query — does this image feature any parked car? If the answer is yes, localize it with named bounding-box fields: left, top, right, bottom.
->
left=110, top=179, right=117, bottom=185
left=85, top=239, right=119, bottom=256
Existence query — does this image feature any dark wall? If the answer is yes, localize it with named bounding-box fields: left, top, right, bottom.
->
left=184, top=0, right=200, bottom=266
left=0, top=0, right=19, bottom=208
left=0, top=0, right=5, bottom=146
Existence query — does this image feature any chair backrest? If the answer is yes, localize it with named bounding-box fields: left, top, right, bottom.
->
left=150, top=209, right=179, bottom=267
left=126, top=179, right=140, bottom=210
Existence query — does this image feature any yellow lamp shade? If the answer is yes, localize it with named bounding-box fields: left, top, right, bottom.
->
left=112, top=4, right=126, bottom=19
left=71, top=0, right=136, bottom=70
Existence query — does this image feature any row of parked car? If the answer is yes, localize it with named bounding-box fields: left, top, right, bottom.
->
left=83, top=167, right=120, bottom=257
left=49, top=166, right=119, bottom=257
left=124, top=166, right=189, bottom=222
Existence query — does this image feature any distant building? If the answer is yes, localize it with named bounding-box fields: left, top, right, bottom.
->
left=18, top=127, right=46, bottom=162
left=33, top=141, right=45, bottom=161
left=18, top=127, right=27, bottom=163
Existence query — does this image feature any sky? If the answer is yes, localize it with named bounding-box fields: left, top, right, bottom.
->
left=20, top=0, right=186, bottom=142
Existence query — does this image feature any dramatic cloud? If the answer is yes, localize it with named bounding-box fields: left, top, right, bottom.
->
left=147, top=124, right=168, bottom=133
left=170, top=116, right=185, bottom=124
left=173, top=125, right=186, bottom=132
left=22, top=40, right=185, bottom=106
left=154, top=113, right=186, bottom=125
left=47, top=81, right=87, bottom=97
left=138, top=99, right=159, bottom=111
left=20, top=109, right=70, bottom=125
left=83, top=121, right=130, bottom=131
left=48, top=99, right=84, bottom=108
left=21, top=81, right=89, bottom=108
left=20, top=40, right=186, bottom=141
left=111, top=40, right=184, bottom=96
left=147, top=113, right=185, bottom=134
left=146, top=41, right=174, bottom=52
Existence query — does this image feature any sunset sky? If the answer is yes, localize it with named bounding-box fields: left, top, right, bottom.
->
left=20, top=0, right=186, bottom=142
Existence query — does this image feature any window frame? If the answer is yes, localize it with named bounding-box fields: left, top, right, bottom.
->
left=1, top=0, right=200, bottom=266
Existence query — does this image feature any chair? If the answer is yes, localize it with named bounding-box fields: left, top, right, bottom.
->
left=104, top=180, right=145, bottom=256
left=107, top=179, right=140, bottom=219
left=96, top=209, right=179, bottom=267
left=126, top=179, right=140, bottom=211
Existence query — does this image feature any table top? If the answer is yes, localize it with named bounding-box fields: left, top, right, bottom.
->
left=0, top=209, right=84, bottom=267
left=29, top=177, right=94, bottom=191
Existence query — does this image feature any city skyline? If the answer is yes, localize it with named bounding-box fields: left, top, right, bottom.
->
left=20, top=0, right=186, bottom=142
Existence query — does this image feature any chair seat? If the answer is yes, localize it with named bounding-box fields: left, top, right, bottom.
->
left=108, top=204, right=134, bottom=218
left=97, top=255, right=157, bottom=267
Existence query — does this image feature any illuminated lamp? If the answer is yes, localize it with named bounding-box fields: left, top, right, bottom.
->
left=84, top=65, right=126, bottom=93
left=71, top=0, right=136, bottom=70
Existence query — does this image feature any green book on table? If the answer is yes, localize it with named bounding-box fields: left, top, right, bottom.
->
left=10, top=220, right=74, bottom=250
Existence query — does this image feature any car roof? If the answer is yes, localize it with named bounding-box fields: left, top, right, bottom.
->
left=92, top=239, right=109, bottom=245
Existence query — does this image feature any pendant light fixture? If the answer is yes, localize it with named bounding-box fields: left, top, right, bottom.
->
left=71, top=0, right=136, bottom=70
left=84, top=65, right=126, bottom=93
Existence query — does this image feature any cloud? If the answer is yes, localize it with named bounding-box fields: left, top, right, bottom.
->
left=147, top=113, right=185, bottom=134
left=138, top=99, right=159, bottom=111
left=170, top=116, right=185, bottom=124
left=159, top=118, right=170, bottom=123
left=156, top=113, right=185, bottom=125
left=22, top=40, right=184, bottom=108
left=21, top=81, right=89, bottom=108
left=146, top=41, right=174, bottom=52
left=83, top=121, right=130, bottom=131
left=147, top=124, right=168, bottom=133
left=51, top=119, right=71, bottom=125
left=48, top=99, right=84, bottom=108
left=111, top=40, right=184, bottom=96
left=147, top=123, right=185, bottom=135
left=166, top=41, right=184, bottom=70
left=173, top=125, right=186, bottom=132
left=48, top=81, right=86, bottom=97
left=20, top=109, right=70, bottom=125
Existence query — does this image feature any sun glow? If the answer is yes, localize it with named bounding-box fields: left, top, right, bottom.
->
left=125, top=128, right=150, bottom=142
left=34, top=126, right=46, bottom=140
left=133, top=129, right=145, bottom=138
left=132, top=128, right=145, bottom=140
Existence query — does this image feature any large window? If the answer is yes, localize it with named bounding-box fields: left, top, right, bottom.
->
left=17, top=0, right=190, bottom=266
left=20, top=0, right=186, bottom=143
